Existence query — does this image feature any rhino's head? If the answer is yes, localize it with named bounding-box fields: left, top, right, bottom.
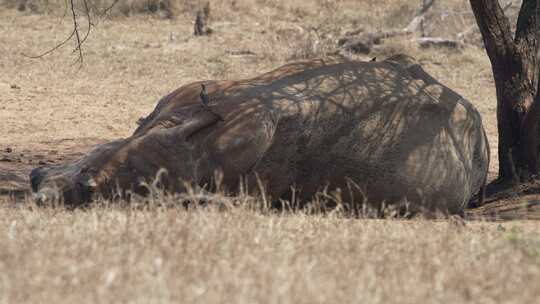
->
left=30, top=163, right=97, bottom=206
left=30, top=111, right=221, bottom=206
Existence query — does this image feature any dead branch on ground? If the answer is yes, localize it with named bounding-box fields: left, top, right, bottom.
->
left=338, top=30, right=413, bottom=54
left=417, top=37, right=463, bottom=49
left=338, top=0, right=438, bottom=54
left=337, top=0, right=513, bottom=54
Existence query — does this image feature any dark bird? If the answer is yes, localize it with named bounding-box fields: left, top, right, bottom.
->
left=371, top=57, right=377, bottom=62
left=200, top=84, right=210, bottom=107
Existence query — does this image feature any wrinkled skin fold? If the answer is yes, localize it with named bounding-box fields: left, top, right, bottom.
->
left=30, top=54, right=489, bottom=214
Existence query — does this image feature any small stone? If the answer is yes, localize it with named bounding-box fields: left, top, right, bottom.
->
left=0, top=156, right=12, bottom=162
left=38, top=160, right=46, bottom=165
left=5, top=147, right=12, bottom=153
left=10, top=84, right=20, bottom=89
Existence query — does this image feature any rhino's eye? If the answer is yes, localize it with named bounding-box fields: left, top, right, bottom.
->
left=81, top=166, right=98, bottom=176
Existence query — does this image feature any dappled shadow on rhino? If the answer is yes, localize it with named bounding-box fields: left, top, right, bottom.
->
left=30, top=54, right=489, bottom=215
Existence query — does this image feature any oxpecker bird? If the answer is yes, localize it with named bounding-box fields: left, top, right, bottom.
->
left=200, top=84, right=210, bottom=107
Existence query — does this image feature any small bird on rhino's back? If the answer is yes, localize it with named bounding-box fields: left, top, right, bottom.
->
left=200, top=84, right=210, bottom=107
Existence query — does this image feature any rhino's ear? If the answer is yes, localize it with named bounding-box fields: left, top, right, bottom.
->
left=29, top=166, right=47, bottom=192
left=155, top=110, right=222, bottom=141
left=208, top=109, right=278, bottom=175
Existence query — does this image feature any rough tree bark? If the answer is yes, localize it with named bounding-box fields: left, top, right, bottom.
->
left=470, top=0, right=540, bottom=181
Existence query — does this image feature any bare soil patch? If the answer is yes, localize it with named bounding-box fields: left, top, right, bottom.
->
left=0, top=138, right=106, bottom=197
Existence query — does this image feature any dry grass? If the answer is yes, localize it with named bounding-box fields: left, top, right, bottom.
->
left=1, top=202, right=539, bottom=303
left=1, top=0, right=539, bottom=302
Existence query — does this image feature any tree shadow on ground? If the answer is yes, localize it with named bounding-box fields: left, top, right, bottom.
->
left=466, top=180, right=540, bottom=220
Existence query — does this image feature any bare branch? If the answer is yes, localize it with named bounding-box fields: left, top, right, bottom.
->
left=100, top=0, right=121, bottom=18
left=22, top=0, right=97, bottom=68
left=21, top=29, right=76, bottom=59
left=80, top=0, right=94, bottom=47
left=70, top=0, right=84, bottom=66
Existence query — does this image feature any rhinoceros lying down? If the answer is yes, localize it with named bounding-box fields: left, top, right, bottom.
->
left=30, top=54, right=489, bottom=213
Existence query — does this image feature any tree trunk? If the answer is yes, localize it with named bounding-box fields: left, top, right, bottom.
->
left=492, top=55, right=533, bottom=180
left=470, top=0, right=540, bottom=181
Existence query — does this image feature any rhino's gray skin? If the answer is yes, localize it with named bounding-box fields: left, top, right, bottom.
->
left=30, top=54, right=489, bottom=214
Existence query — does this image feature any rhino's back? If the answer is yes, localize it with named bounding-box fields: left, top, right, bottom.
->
left=251, top=56, right=488, bottom=212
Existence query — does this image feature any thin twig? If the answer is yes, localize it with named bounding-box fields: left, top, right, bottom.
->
left=100, top=0, right=121, bottom=18
left=22, top=0, right=98, bottom=68
left=79, top=0, right=94, bottom=48
left=21, top=29, right=76, bottom=59
left=70, top=0, right=84, bottom=66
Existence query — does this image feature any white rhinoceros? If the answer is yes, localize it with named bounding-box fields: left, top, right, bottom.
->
left=30, top=54, right=489, bottom=214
